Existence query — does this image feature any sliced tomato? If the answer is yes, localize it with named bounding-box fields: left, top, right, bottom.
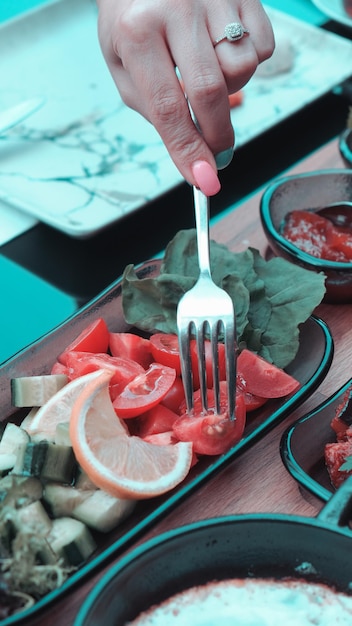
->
left=161, top=377, right=185, bottom=414
left=237, top=349, right=300, bottom=399
left=325, top=441, right=352, bottom=489
left=174, top=384, right=246, bottom=456
left=282, top=210, right=334, bottom=259
left=237, top=387, right=268, bottom=412
left=136, top=404, right=180, bottom=437
left=109, top=332, right=153, bottom=369
left=330, top=415, right=349, bottom=442
left=112, top=363, right=176, bottom=418
left=149, top=333, right=182, bottom=375
left=149, top=333, right=226, bottom=390
left=328, top=229, right=352, bottom=262
left=51, top=361, right=69, bottom=376
left=190, top=339, right=226, bottom=390
left=58, top=318, right=109, bottom=363
left=60, top=351, right=144, bottom=400
left=142, top=431, right=177, bottom=446
left=282, top=209, right=352, bottom=262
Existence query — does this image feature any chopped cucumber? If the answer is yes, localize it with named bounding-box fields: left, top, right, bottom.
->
left=12, top=441, right=77, bottom=484
left=48, top=517, right=97, bottom=566
left=44, top=484, right=135, bottom=532
left=0, top=422, right=30, bottom=454
left=72, top=489, right=136, bottom=533
left=44, top=483, right=92, bottom=518
left=11, top=374, right=68, bottom=407
left=0, top=424, right=31, bottom=476
left=0, top=453, right=17, bottom=476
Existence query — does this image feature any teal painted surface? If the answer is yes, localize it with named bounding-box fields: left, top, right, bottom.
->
left=0, top=0, right=52, bottom=22
left=0, top=0, right=327, bottom=24
left=265, top=0, right=326, bottom=23
left=0, top=255, right=76, bottom=364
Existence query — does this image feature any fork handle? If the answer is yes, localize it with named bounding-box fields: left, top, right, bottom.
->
left=186, top=94, right=214, bottom=279
left=193, top=186, right=212, bottom=279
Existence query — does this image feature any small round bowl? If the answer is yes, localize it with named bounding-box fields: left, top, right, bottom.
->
left=339, top=128, right=352, bottom=168
left=260, top=169, right=352, bottom=304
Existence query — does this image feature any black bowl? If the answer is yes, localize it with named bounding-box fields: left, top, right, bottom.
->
left=74, top=479, right=352, bottom=625
left=260, top=169, right=352, bottom=303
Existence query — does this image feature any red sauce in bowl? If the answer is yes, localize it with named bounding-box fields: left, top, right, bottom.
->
left=281, top=210, right=352, bottom=263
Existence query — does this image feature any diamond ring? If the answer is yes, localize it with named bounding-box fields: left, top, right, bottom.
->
left=214, top=22, right=250, bottom=47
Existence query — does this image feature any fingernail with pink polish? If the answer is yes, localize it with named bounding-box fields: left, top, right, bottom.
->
left=192, top=160, right=221, bottom=196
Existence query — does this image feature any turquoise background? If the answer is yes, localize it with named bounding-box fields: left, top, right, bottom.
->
left=0, top=0, right=50, bottom=22
left=0, top=0, right=326, bottom=24
left=0, top=255, right=76, bottom=363
left=0, top=0, right=327, bottom=363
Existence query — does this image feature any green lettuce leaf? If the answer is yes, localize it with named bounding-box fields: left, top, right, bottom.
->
left=121, top=229, right=326, bottom=368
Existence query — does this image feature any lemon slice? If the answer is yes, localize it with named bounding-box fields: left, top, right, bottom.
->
left=69, top=369, right=193, bottom=499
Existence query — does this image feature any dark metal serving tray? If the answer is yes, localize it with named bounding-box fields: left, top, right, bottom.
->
left=0, top=260, right=334, bottom=625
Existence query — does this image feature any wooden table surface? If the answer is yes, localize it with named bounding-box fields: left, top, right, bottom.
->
left=27, top=137, right=352, bottom=625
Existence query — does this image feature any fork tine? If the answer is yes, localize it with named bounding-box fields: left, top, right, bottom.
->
left=209, top=322, right=221, bottom=414
left=177, top=321, right=194, bottom=413
left=195, top=322, right=208, bottom=412
left=224, top=322, right=237, bottom=420
left=179, top=318, right=237, bottom=419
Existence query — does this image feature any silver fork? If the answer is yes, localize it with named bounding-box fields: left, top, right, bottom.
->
left=176, top=184, right=237, bottom=419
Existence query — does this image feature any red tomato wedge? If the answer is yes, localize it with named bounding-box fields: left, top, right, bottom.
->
left=51, top=361, right=70, bottom=376
left=237, top=387, right=268, bottom=412
left=149, top=333, right=182, bottom=375
left=58, top=318, right=109, bottom=363
left=329, top=229, right=352, bottom=261
left=143, top=431, right=177, bottom=446
left=109, top=332, right=153, bottom=369
left=112, top=363, right=176, bottom=418
left=174, top=383, right=246, bottom=455
left=60, top=351, right=144, bottom=400
left=190, top=339, right=226, bottom=390
left=237, top=349, right=300, bottom=398
left=136, top=404, right=180, bottom=438
left=161, top=377, right=185, bottom=414
left=325, top=441, right=352, bottom=489
left=150, top=333, right=227, bottom=390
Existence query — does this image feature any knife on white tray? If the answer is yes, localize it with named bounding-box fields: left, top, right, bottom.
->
left=0, top=97, right=45, bottom=134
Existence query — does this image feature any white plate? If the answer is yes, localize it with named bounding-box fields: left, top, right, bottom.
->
left=311, top=0, right=352, bottom=28
left=1, top=1, right=352, bottom=237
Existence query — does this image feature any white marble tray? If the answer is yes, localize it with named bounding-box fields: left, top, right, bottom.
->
left=311, top=0, right=352, bottom=28
left=0, top=0, right=352, bottom=238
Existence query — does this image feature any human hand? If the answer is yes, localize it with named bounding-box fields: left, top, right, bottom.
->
left=97, top=0, right=274, bottom=195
